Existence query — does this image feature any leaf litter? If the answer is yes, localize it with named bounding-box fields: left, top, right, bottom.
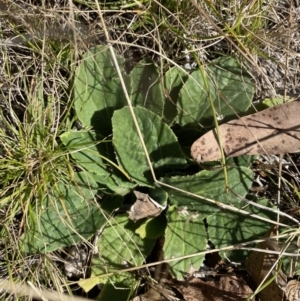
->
left=191, top=101, right=300, bottom=162
left=245, top=226, right=287, bottom=301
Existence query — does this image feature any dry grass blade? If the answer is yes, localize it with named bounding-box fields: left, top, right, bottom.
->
left=0, top=277, right=91, bottom=301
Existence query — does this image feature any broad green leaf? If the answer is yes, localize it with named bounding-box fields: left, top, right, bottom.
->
left=164, top=206, right=207, bottom=280
left=96, top=273, right=137, bottom=301
left=225, top=155, right=257, bottom=168
left=163, top=66, right=188, bottom=124
left=129, top=59, right=164, bottom=117
left=99, top=194, right=124, bottom=214
left=207, top=197, right=277, bottom=261
left=135, top=215, right=167, bottom=239
left=161, top=167, right=253, bottom=215
left=91, top=215, right=156, bottom=277
left=197, top=155, right=256, bottom=171
left=148, top=186, right=168, bottom=208
left=112, top=106, right=187, bottom=186
left=74, top=45, right=130, bottom=136
left=175, top=128, right=205, bottom=159
left=196, top=155, right=256, bottom=171
left=178, top=56, right=254, bottom=126
left=60, top=130, right=107, bottom=175
left=252, top=96, right=294, bottom=113
left=21, top=172, right=104, bottom=253
left=60, top=130, right=135, bottom=195
left=241, top=96, right=294, bottom=116
left=79, top=277, right=101, bottom=293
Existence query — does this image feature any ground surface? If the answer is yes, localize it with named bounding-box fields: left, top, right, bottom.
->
left=0, top=1, right=300, bottom=300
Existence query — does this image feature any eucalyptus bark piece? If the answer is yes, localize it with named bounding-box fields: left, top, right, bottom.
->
left=191, top=101, right=300, bottom=162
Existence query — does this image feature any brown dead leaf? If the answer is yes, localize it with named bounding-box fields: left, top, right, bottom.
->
left=168, top=275, right=253, bottom=301
left=128, top=191, right=165, bottom=222
left=130, top=286, right=173, bottom=301
left=191, top=101, right=300, bottom=162
left=245, top=226, right=287, bottom=301
left=286, top=279, right=300, bottom=301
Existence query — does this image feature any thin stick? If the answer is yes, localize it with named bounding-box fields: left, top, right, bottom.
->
left=156, top=180, right=290, bottom=227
